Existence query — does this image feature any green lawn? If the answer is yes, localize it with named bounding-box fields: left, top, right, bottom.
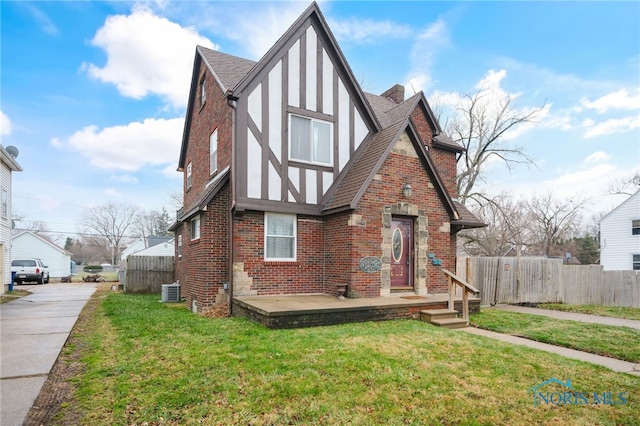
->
left=470, top=309, right=640, bottom=363
left=537, top=303, right=640, bottom=321
left=54, top=287, right=639, bottom=425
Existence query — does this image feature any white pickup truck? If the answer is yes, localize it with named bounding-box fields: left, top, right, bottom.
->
left=11, top=258, right=50, bottom=284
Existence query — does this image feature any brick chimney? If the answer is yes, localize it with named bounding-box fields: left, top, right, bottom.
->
left=381, top=84, right=405, bottom=103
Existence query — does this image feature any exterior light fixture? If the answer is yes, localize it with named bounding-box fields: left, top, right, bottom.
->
left=402, top=182, right=412, bottom=199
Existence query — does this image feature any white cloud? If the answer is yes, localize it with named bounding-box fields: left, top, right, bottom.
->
left=22, top=3, right=59, bottom=36
left=51, top=117, right=184, bottom=171
left=328, top=18, right=411, bottom=44
left=406, top=18, right=450, bottom=93
left=0, top=111, right=11, bottom=135
left=581, top=88, right=640, bottom=113
left=83, top=6, right=216, bottom=108
left=110, top=174, right=139, bottom=184
left=585, top=151, right=610, bottom=164
left=583, top=115, right=640, bottom=138
left=104, top=187, right=122, bottom=197
left=162, top=164, right=181, bottom=179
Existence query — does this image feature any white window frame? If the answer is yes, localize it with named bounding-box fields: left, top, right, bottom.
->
left=200, top=78, right=206, bottom=106
left=210, top=129, right=218, bottom=175
left=190, top=215, right=201, bottom=241
left=177, top=234, right=183, bottom=258
left=288, top=114, right=333, bottom=166
left=186, top=162, right=192, bottom=189
left=1, top=189, right=7, bottom=218
left=264, top=213, right=296, bottom=261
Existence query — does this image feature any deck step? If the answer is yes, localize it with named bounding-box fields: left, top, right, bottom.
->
left=420, top=309, right=458, bottom=322
left=420, top=309, right=468, bottom=329
left=430, top=317, right=469, bottom=329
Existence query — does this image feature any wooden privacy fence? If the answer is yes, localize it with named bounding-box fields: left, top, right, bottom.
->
left=457, top=257, right=640, bottom=308
left=121, top=255, right=175, bottom=294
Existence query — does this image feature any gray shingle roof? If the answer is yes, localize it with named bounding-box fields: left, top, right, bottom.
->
left=198, top=46, right=256, bottom=92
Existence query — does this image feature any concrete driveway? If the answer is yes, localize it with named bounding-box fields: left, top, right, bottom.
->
left=0, top=282, right=97, bottom=426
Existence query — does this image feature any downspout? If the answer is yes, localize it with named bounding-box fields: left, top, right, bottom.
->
left=227, top=94, right=238, bottom=317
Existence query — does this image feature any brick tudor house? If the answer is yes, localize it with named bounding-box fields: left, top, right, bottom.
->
left=171, top=2, right=484, bottom=324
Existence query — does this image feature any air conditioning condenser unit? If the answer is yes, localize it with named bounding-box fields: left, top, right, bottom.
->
left=161, top=283, right=181, bottom=303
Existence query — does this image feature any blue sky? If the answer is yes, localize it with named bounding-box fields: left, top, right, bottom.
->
left=2, top=1, right=639, bottom=242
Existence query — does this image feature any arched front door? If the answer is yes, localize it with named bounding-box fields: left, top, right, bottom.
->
left=390, top=217, right=413, bottom=289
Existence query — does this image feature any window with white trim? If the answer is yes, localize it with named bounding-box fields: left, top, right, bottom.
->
left=1, top=189, right=7, bottom=218
left=633, top=254, right=640, bottom=271
left=177, top=234, right=183, bottom=258
left=265, top=213, right=296, bottom=261
left=210, top=129, right=218, bottom=174
left=200, top=78, right=206, bottom=106
left=632, top=220, right=640, bottom=235
left=289, top=114, right=332, bottom=165
left=186, top=162, right=192, bottom=189
left=190, top=215, right=200, bottom=240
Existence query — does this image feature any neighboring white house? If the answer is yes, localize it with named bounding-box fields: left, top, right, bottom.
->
left=130, top=239, right=174, bottom=257
left=599, top=190, right=640, bottom=270
left=12, top=230, right=72, bottom=278
left=120, top=236, right=173, bottom=260
left=1, top=144, right=22, bottom=293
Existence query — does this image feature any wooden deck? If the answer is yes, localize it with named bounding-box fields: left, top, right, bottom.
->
left=232, top=293, right=481, bottom=329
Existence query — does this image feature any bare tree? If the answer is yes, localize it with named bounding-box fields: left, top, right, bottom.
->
left=80, top=202, right=139, bottom=266
left=607, top=169, right=640, bottom=196
left=524, top=192, right=587, bottom=257
left=135, top=208, right=173, bottom=240
left=459, top=194, right=529, bottom=257
left=434, top=87, right=546, bottom=205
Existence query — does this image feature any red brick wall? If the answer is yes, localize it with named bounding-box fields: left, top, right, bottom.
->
left=356, top=146, right=454, bottom=294
left=411, top=108, right=459, bottom=199
left=232, top=212, right=327, bottom=295
left=175, top=176, right=231, bottom=313
left=183, top=60, right=234, bottom=209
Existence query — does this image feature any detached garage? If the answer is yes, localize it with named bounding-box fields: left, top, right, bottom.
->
left=12, top=231, right=72, bottom=279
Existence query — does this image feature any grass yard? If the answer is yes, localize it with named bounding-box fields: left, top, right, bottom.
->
left=51, top=286, right=639, bottom=425
left=536, top=303, right=640, bottom=321
left=470, top=309, right=640, bottom=363
left=0, top=288, right=30, bottom=304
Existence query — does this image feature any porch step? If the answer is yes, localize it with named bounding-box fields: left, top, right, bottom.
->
left=430, top=317, right=469, bottom=329
left=420, top=309, right=468, bottom=329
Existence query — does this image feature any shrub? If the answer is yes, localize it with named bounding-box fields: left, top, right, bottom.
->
left=83, top=265, right=104, bottom=273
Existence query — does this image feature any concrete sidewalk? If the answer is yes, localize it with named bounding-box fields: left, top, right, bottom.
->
left=491, top=304, right=640, bottom=329
left=459, top=305, right=640, bottom=376
left=0, top=283, right=97, bottom=426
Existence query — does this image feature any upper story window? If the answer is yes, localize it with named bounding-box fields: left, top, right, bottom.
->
left=210, top=129, right=218, bottom=175
left=186, top=162, right=192, bottom=189
left=633, top=254, right=640, bottom=270
left=190, top=215, right=201, bottom=240
left=289, top=114, right=332, bottom=165
left=177, top=234, right=183, bottom=258
left=265, top=213, right=296, bottom=261
left=632, top=220, right=640, bottom=235
left=1, top=189, right=7, bottom=218
left=200, top=78, right=206, bottom=106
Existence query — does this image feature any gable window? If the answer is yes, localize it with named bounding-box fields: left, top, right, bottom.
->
left=190, top=215, right=201, bottom=240
left=1, top=189, right=7, bottom=218
left=200, top=78, right=206, bottom=106
left=289, top=114, right=332, bottom=165
left=186, top=162, right=192, bottom=189
left=210, top=129, right=218, bottom=174
left=265, top=213, right=296, bottom=261
left=632, top=220, right=640, bottom=235
left=634, top=255, right=640, bottom=270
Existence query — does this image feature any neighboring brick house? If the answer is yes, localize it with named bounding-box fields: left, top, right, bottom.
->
left=171, top=2, right=484, bottom=314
